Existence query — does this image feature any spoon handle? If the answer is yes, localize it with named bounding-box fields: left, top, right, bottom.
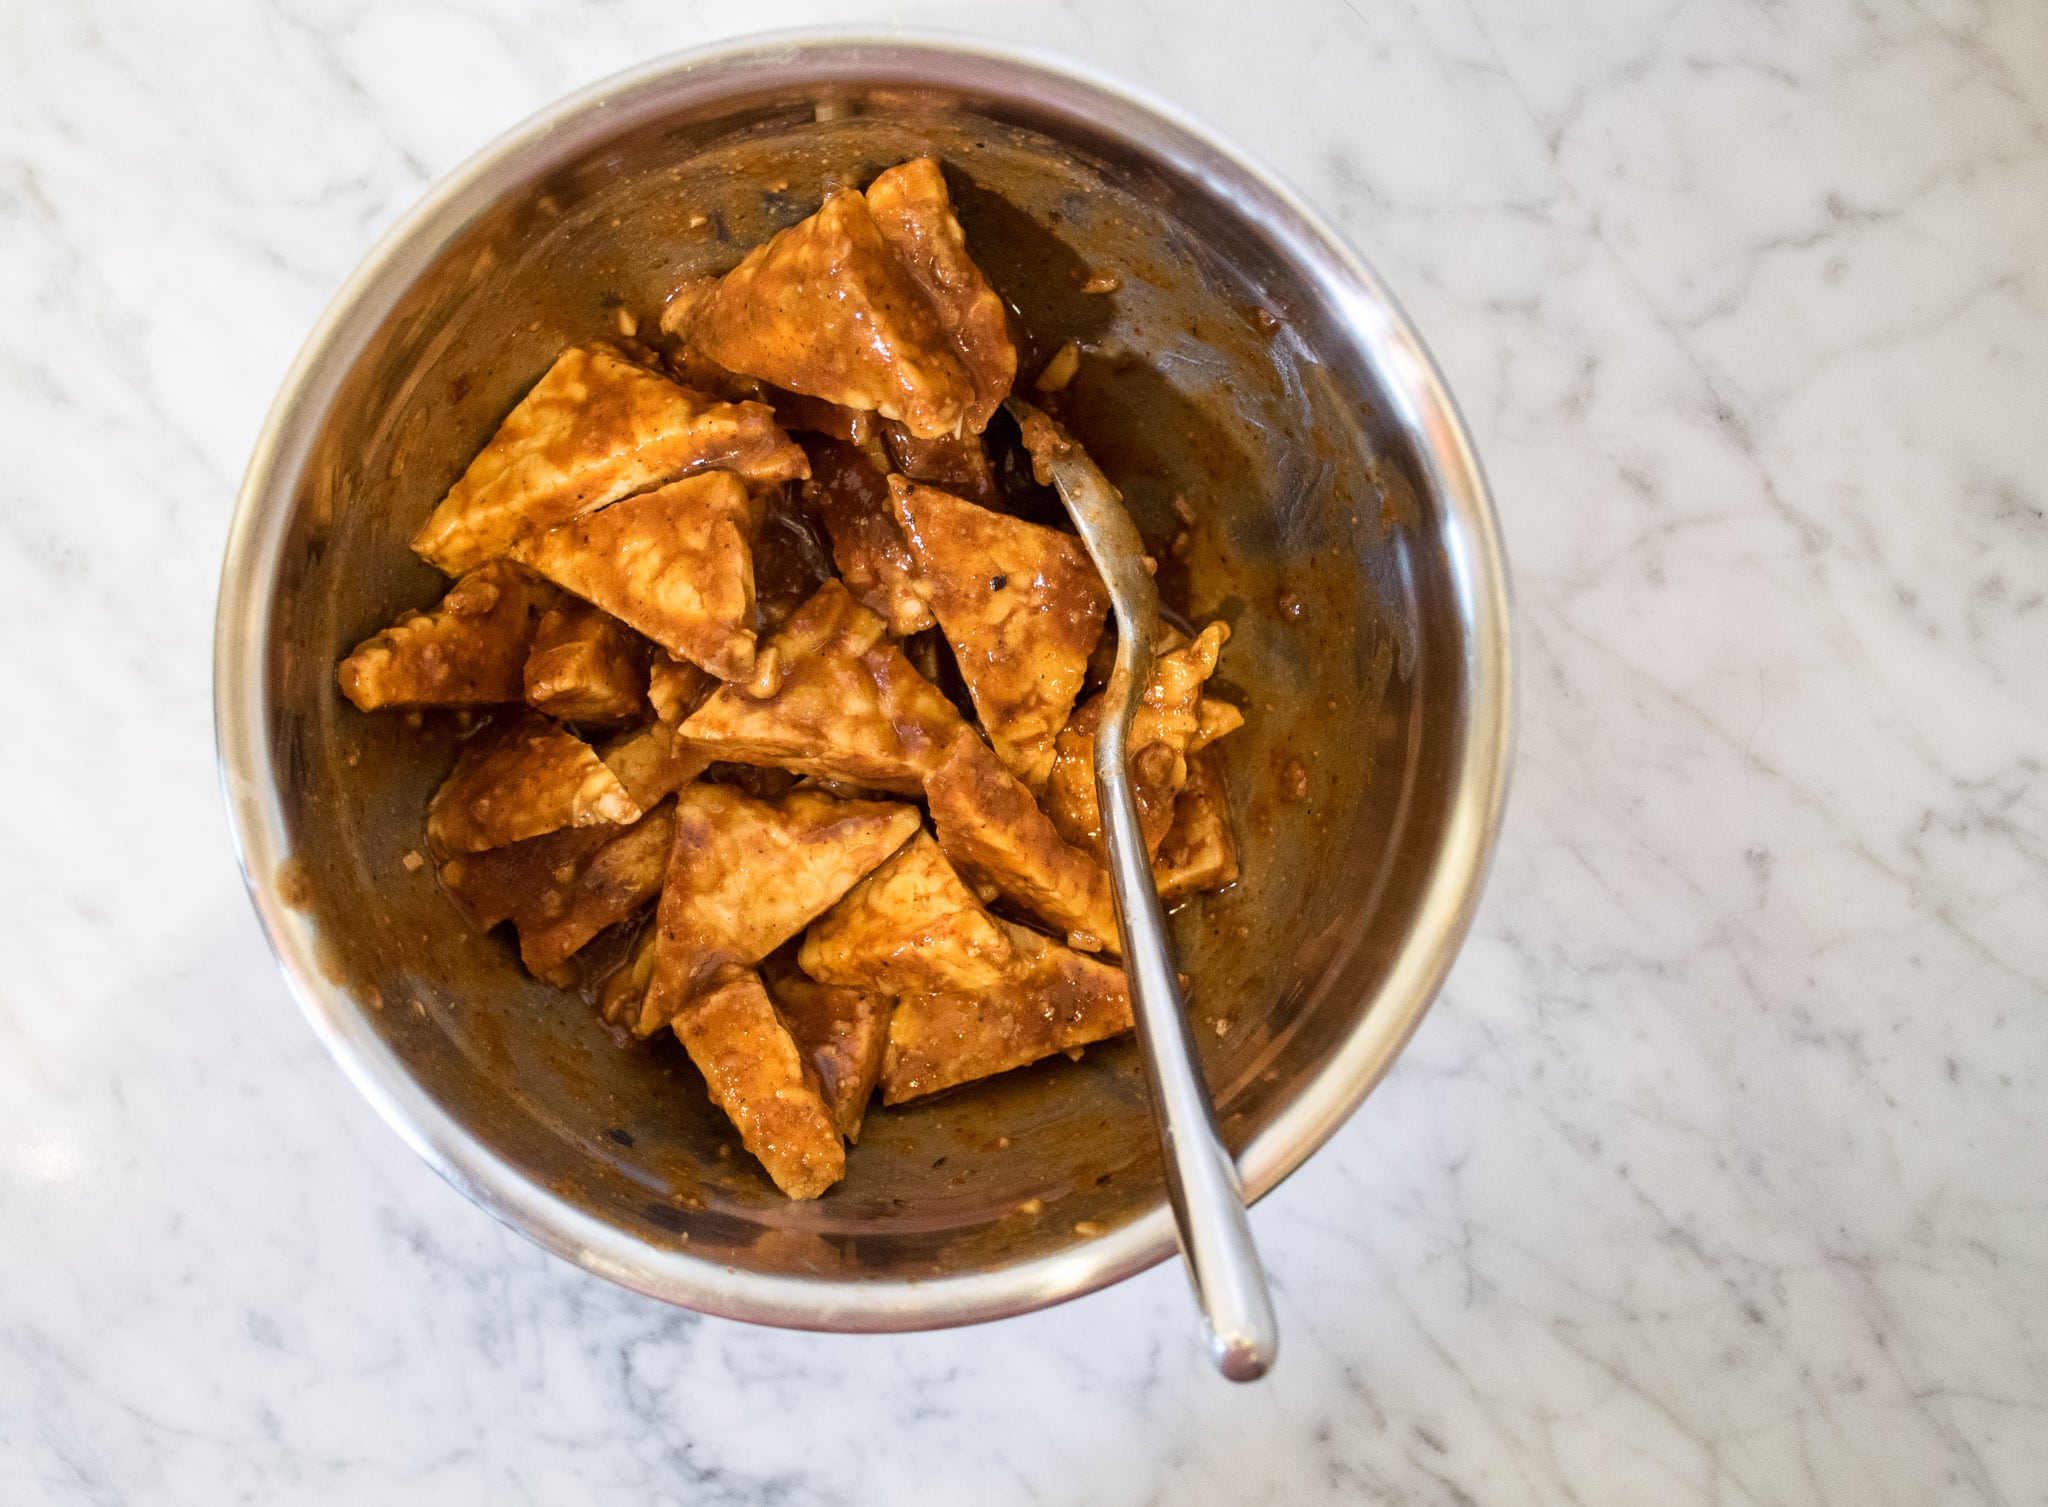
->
left=1004, top=396, right=1277, bottom=1379
left=1096, top=670, right=1280, bottom=1383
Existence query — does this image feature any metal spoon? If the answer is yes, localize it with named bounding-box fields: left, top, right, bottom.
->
left=1007, top=398, right=1279, bottom=1383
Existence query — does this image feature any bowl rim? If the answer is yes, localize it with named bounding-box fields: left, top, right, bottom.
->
left=214, top=26, right=1515, bottom=1333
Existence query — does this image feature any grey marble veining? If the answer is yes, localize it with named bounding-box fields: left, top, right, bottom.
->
left=2, top=0, right=2044, bottom=1502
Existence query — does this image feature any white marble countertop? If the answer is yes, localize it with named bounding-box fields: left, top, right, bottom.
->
left=5, top=0, right=2045, bottom=1501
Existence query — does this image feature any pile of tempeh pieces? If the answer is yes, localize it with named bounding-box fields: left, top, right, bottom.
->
left=337, top=159, right=1243, bottom=1198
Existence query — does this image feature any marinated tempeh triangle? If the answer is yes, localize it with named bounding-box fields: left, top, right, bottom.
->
left=646, top=658, right=716, bottom=726
left=923, top=733, right=1119, bottom=953
left=411, top=344, right=807, bottom=575
left=687, top=192, right=974, bottom=439
left=684, top=160, right=1016, bottom=440
left=891, top=477, right=1109, bottom=790
left=522, top=601, right=650, bottom=724
left=798, top=831, right=1018, bottom=995
left=440, top=801, right=676, bottom=974
left=805, top=439, right=935, bottom=636
left=861, top=157, right=1017, bottom=435
left=761, top=952, right=891, bottom=1143
left=881, top=922, right=1133, bottom=1104
left=1044, top=621, right=1237, bottom=862
left=676, top=580, right=967, bottom=795
left=1151, top=623, right=1246, bottom=756
left=339, top=560, right=560, bottom=711
left=627, top=783, right=922, bottom=1037
left=1152, top=745, right=1240, bottom=903
left=427, top=709, right=641, bottom=854
left=598, top=721, right=713, bottom=810
left=764, top=387, right=874, bottom=445
left=512, top=471, right=762, bottom=682
left=672, top=967, right=847, bottom=1200
left=598, top=922, right=659, bottom=1030
left=881, top=419, right=1000, bottom=509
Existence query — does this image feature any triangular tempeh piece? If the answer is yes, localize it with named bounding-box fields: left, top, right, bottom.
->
left=1052, top=701, right=1184, bottom=861
left=685, top=191, right=977, bottom=441
left=1044, top=621, right=1235, bottom=862
left=765, top=386, right=874, bottom=445
left=672, top=967, right=846, bottom=1200
left=805, top=439, right=935, bottom=636
left=598, top=721, right=712, bottom=810
left=891, top=477, right=1109, bottom=790
left=339, top=560, right=560, bottom=711
left=411, top=344, right=807, bottom=575
left=881, top=419, right=1000, bottom=509
left=522, top=601, right=651, bottom=724
left=440, top=801, right=676, bottom=974
left=798, top=831, right=1017, bottom=996
left=881, top=922, right=1132, bottom=1104
left=1152, top=745, right=1240, bottom=903
left=647, top=658, right=716, bottom=726
left=512, top=471, right=761, bottom=682
left=427, top=709, right=641, bottom=854
left=440, top=824, right=615, bottom=929
left=862, top=158, right=1017, bottom=434
left=924, top=734, right=1119, bottom=953
left=625, top=784, right=921, bottom=1037
left=761, top=951, right=890, bottom=1143
left=598, top=922, right=660, bottom=1029
left=676, top=580, right=967, bottom=795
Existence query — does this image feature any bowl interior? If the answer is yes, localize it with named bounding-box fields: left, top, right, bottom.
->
left=242, top=50, right=1483, bottom=1316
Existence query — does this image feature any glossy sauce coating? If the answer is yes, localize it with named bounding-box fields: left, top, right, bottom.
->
left=413, top=343, right=806, bottom=574
left=634, top=783, right=921, bottom=1036
left=891, top=476, right=1109, bottom=790
left=426, top=708, right=641, bottom=854
left=339, top=560, right=561, bottom=711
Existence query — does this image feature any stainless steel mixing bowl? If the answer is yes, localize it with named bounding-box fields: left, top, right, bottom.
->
left=214, top=32, right=1512, bottom=1331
